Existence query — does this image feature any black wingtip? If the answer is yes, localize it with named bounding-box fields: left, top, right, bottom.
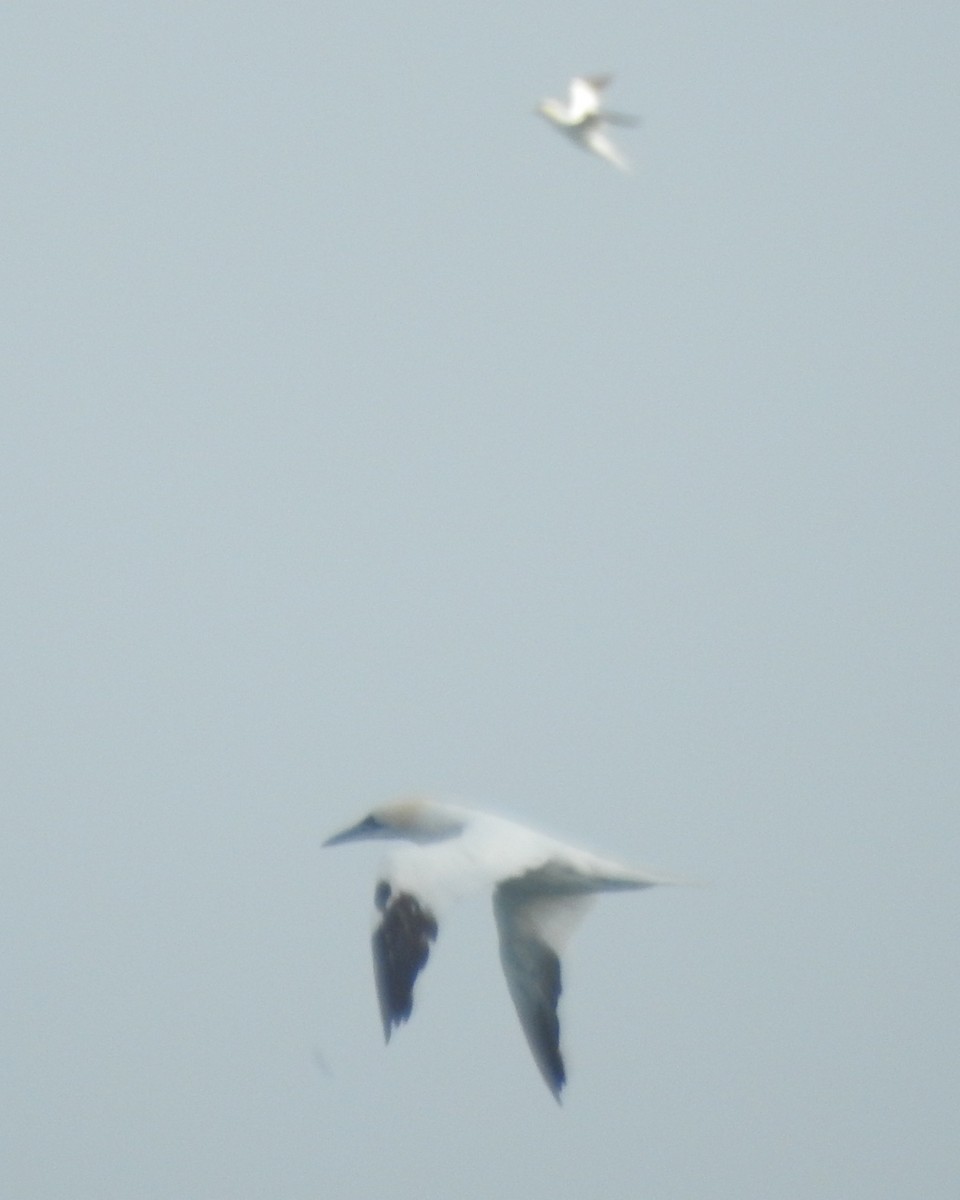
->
left=545, top=1057, right=566, bottom=1104
left=372, top=889, right=438, bottom=1042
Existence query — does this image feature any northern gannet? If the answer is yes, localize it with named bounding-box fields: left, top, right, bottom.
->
left=536, top=74, right=638, bottom=172
left=323, top=796, right=678, bottom=1100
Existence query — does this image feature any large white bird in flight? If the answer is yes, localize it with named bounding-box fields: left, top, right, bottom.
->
left=324, top=796, right=678, bottom=1100
left=537, top=74, right=639, bottom=172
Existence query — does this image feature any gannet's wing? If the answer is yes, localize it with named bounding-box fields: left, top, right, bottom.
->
left=372, top=881, right=438, bottom=1041
left=584, top=127, right=631, bottom=172
left=567, top=75, right=608, bottom=122
left=493, top=866, right=598, bottom=1100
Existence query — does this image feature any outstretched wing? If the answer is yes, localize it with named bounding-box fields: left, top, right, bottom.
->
left=493, top=866, right=597, bottom=1100
left=584, top=127, right=631, bottom=172
left=372, top=881, right=439, bottom=1041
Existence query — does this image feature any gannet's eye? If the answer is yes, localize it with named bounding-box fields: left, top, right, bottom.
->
left=374, top=881, right=392, bottom=911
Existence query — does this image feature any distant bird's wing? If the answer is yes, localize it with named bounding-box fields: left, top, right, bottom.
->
left=372, top=882, right=439, bottom=1041
left=584, top=127, right=631, bottom=172
left=493, top=863, right=597, bottom=1099
left=567, top=75, right=608, bottom=122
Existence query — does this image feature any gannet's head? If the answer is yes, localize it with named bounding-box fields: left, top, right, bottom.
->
left=323, top=796, right=468, bottom=847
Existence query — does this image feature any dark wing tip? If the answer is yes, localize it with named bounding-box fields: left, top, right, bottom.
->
left=494, top=878, right=569, bottom=1100
left=531, top=946, right=566, bottom=1100
left=372, top=888, right=438, bottom=1040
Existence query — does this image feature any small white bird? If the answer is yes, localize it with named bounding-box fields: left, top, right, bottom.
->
left=323, top=796, right=678, bottom=1100
left=537, top=75, right=639, bottom=172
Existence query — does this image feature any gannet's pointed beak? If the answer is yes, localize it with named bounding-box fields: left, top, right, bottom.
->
left=323, top=814, right=384, bottom=847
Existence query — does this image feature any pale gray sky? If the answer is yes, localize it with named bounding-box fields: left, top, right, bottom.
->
left=2, top=3, right=958, bottom=1197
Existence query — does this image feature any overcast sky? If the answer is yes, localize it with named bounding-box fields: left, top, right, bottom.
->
left=2, top=4, right=958, bottom=1197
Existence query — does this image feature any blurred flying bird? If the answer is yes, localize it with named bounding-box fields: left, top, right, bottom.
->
left=536, top=74, right=638, bottom=171
left=323, top=796, right=680, bottom=1100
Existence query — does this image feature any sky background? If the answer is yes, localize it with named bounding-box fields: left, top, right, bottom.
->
left=3, top=3, right=958, bottom=1197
